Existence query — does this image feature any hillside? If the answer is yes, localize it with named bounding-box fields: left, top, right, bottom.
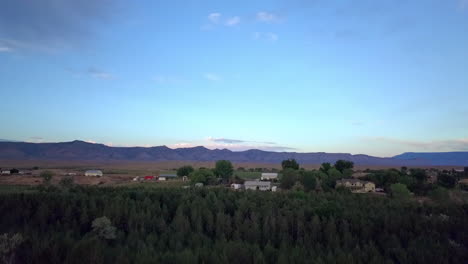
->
left=0, top=140, right=467, bottom=166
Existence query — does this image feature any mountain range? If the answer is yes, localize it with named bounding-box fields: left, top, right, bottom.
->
left=0, top=140, right=467, bottom=166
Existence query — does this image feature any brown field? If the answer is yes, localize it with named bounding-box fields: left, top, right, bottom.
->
left=0, top=159, right=464, bottom=187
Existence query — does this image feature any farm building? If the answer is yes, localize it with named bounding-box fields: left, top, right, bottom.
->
left=159, top=174, right=177, bottom=181
left=245, top=180, right=271, bottom=191
left=1, top=170, right=11, bottom=175
left=231, top=183, right=243, bottom=190
left=335, top=179, right=375, bottom=193
left=85, top=170, right=103, bottom=177
left=144, top=176, right=155, bottom=180
left=261, top=173, right=278, bottom=181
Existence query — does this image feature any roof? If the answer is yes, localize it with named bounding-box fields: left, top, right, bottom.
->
left=85, top=170, right=102, bottom=173
left=245, top=180, right=271, bottom=187
left=336, top=179, right=373, bottom=185
left=159, top=174, right=177, bottom=177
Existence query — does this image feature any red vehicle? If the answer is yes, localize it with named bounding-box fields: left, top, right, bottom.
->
left=144, top=176, right=155, bottom=180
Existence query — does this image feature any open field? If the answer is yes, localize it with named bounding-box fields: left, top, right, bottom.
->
left=1, top=159, right=465, bottom=171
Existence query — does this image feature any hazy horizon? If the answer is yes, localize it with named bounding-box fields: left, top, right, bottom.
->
left=1, top=0, right=468, bottom=157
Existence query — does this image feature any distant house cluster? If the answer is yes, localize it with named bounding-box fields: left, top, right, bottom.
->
left=336, top=179, right=376, bottom=193
left=1, top=169, right=32, bottom=175
left=133, top=174, right=177, bottom=182
left=229, top=172, right=279, bottom=192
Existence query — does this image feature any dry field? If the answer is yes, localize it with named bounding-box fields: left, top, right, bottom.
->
left=0, top=159, right=464, bottom=187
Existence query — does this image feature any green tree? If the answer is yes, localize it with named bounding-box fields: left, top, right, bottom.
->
left=437, top=173, right=457, bottom=189
left=92, top=216, right=117, bottom=240
left=190, top=169, right=216, bottom=185
left=334, top=160, right=354, bottom=173
left=0, top=233, right=23, bottom=264
left=214, top=160, right=234, bottom=181
left=390, top=183, right=411, bottom=199
left=301, top=171, right=317, bottom=192
left=320, top=163, right=332, bottom=173
left=177, top=165, right=194, bottom=177
left=59, top=177, right=74, bottom=189
left=281, top=159, right=299, bottom=170
left=280, top=168, right=298, bottom=189
left=40, top=170, right=54, bottom=185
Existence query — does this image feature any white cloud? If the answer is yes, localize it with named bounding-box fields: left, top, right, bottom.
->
left=256, top=11, right=279, bottom=22
left=203, top=73, right=222, bottom=81
left=225, top=16, right=241, bottom=26
left=208, top=13, right=221, bottom=23
left=253, top=32, right=278, bottom=42
left=87, top=68, right=114, bottom=80
left=0, top=46, right=12, bottom=52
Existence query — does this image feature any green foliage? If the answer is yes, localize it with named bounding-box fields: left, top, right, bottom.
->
left=214, top=160, right=234, bottom=180
left=429, top=186, right=449, bottom=202
left=0, top=187, right=467, bottom=263
left=280, top=168, right=299, bottom=189
left=190, top=169, right=216, bottom=185
left=320, top=163, right=331, bottom=173
left=390, top=183, right=411, bottom=199
left=59, top=177, right=74, bottom=189
left=281, top=159, right=299, bottom=170
left=0, top=233, right=23, bottom=264
left=437, top=173, right=457, bottom=189
left=177, top=165, right=194, bottom=177
left=300, top=171, right=317, bottom=191
left=91, top=216, right=117, bottom=240
left=334, top=160, right=354, bottom=173
left=40, top=170, right=54, bottom=185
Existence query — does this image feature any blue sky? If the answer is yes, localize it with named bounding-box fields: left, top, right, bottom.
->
left=1, top=0, right=468, bottom=157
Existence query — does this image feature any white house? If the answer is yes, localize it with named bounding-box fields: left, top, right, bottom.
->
left=231, top=183, right=243, bottom=190
left=159, top=174, right=177, bottom=181
left=1, top=170, right=11, bottom=175
left=244, top=180, right=271, bottom=191
left=261, top=173, right=278, bottom=181
left=85, top=170, right=103, bottom=177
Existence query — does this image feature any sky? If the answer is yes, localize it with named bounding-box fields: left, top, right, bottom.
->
left=1, top=0, right=468, bottom=157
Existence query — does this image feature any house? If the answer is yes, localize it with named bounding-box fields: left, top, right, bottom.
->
left=85, top=170, right=103, bottom=177
left=159, top=174, right=177, bottom=181
left=335, top=179, right=375, bottom=193
left=1, top=170, right=11, bottom=175
left=144, top=176, right=155, bottom=180
left=231, top=183, right=243, bottom=190
left=261, top=173, right=278, bottom=181
left=244, top=180, right=271, bottom=191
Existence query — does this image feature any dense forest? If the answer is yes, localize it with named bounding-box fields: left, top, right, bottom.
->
left=0, top=186, right=467, bottom=263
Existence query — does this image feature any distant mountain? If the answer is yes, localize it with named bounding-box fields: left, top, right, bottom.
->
left=393, top=152, right=468, bottom=166
left=0, top=140, right=467, bottom=166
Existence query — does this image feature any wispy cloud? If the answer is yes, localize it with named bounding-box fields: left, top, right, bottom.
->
left=366, top=137, right=468, bottom=151
left=253, top=32, right=279, bottom=42
left=208, top=13, right=221, bottom=23
left=225, top=16, right=241, bottom=26
left=169, top=138, right=296, bottom=152
left=0, top=46, right=12, bottom=52
left=207, top=137, right=276, bottom=145
left=203, top=73, right=222, bottom=81
left=256, top=11, right=280, bottom=22
left=87, top=68, right=114, bottom=80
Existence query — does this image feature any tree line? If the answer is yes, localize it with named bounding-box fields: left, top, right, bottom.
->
left=0, top=186, right=467, bottom=263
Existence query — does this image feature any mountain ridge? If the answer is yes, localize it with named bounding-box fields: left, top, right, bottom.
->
left=0, top=140, right=467, bottom=166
